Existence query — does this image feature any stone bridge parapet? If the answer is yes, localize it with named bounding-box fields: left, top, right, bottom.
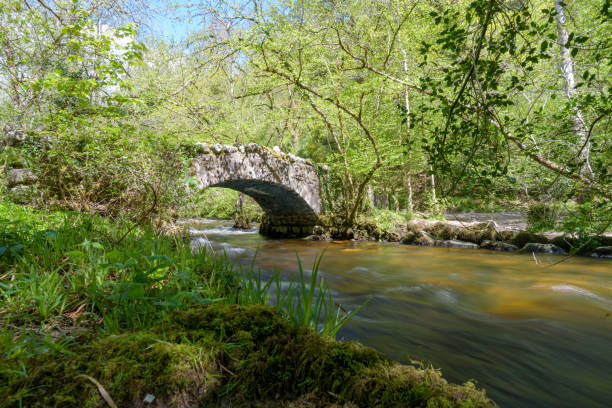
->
left=192, top=143, right=322, bottom=237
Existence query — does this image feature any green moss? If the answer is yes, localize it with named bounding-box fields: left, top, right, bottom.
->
left=510, top=230, right=549, bottom=247
left=456, top=223, right=497, bottom=245
left=427, top=223, right=460, bottom=240
left=1, top=304, right=495, bottom=408
left=1, top=331, right=216, bottom=407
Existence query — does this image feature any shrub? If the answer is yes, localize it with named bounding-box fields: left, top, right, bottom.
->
left=527, top=203, right=560, bottom=231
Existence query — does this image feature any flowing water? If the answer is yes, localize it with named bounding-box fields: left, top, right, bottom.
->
left=185, top=219, right=612, bottom=408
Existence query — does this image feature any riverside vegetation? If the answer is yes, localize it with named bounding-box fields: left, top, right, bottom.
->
left=0, top=202, right=494, bottom=407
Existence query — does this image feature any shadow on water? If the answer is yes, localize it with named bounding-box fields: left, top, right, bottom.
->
left=188, top=219, right=612, bottom=408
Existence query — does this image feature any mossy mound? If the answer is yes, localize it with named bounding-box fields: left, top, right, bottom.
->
left=1, top=304, right=496, bottom=408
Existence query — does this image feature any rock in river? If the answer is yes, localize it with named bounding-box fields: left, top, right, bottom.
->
left=400, top=230, right=435, bottom=246
left=520, top=243, right=567, bottom=255
left=434, top=240, right=480, bottom=249
left=480, top=240, right=519, bottom=252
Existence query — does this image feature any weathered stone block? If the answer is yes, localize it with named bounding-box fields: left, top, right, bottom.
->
left=7, top=168, right=37, bottom=186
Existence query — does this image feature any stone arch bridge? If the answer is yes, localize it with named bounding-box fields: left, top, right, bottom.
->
left=192, top=143, right=323, bottom=237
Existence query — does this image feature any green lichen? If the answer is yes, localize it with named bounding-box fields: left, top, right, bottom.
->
left=1, top=304, right=496, bottom=408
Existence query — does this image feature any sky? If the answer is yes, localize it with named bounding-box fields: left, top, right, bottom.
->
left=139, top=0, right=258, bottom=44
left=147, top=2, right=200, bottom=43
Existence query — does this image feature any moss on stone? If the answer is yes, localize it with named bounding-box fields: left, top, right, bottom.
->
left=456, top=222, right=497, bottom=245
left=1, top=331, right=216, bottom=407
left=1, top=304, right=496, bottom=408
left=510, top=230, right=549, bottom=247
left=427, top=222, right=461, bottom=240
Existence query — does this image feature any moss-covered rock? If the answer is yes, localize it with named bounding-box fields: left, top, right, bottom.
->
left=549, top=236, right=579, bottom=252
left=519, top=243, right=567, bottom=255
left=480, top=240, right=519, bottom=252
left=401, top=230, right=435, bottom=246
left=496, top=230, right=515, bottom=242
left=426, top=222, right=461, bottom=240
left=456, top=222, right=497, bottom=245
left=510, top=231, right=549, bottom=247
left=1, top=305, right=495, bottom=408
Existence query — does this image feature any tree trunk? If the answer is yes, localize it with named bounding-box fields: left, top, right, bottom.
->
left=554, top=0, right=593, bottom=179
left=399, top=43, right=413, bottom=212
left=367, top=184, right=375, bottom=210
left=233, top=193, right=250, bottom=229
left=429, top=160, right=437, bottom=205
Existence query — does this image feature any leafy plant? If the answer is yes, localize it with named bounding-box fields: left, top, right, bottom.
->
left=237, top=252, right=368, bottom=339
left=527, top=203, right=560, bottom=232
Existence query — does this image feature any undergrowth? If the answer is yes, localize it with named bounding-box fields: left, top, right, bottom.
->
left=178, top=188, right=263, bottom=221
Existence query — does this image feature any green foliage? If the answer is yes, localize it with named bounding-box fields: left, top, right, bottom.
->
left=2, top=0, right=611, bottom=231
left=0, top=201, right=362, bottom=355
left=358, top=208, right=412, bottom=235
left=234, top=253, right=367, bottom=339
left=0, top=1, right=189, bottom=218
left=527, top=203, right=560, bottom=232
left=180, top=188, right=263, bottom=221
left=423, top=193, right=450, bottom=217
left=0, top=204, right=228, bottom=332
left=560, top=199, right=612, bottom=249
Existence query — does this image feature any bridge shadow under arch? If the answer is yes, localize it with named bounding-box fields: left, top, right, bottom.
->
left=210, top=180, right=319, bottom=234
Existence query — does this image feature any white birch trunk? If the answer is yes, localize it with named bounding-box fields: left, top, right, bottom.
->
left=400, top=45, right=413, bottom=212
left=554, top=0, right=593, bottom=179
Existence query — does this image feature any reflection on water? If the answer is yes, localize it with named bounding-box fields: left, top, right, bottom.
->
left=187, top=219, right=612, bottom=408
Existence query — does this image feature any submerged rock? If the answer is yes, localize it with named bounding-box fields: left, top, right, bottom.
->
left=480, top=240, right=519, bottom=252
left=305, top=234, right=331, bottom=241
left=588, top=246, right=612, bottom=258
left=435, top=240, right=480, bottom=249
left=520, top=243, right=567, bottom=255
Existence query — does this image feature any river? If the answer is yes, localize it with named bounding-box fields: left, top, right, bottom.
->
left=185, top=219, right=612, bottom=408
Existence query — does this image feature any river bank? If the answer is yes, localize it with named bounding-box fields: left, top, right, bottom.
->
left=306, top=213, right=612, bottom=259
left=0, top=202, right=494, bottom=407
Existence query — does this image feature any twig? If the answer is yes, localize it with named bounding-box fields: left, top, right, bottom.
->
left=75, top=375, right=117, bottom=408
left=113, top=183, right=158, bottom=246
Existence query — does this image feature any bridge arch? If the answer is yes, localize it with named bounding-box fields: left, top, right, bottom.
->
left=192, top=143, right=322, bottom=237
